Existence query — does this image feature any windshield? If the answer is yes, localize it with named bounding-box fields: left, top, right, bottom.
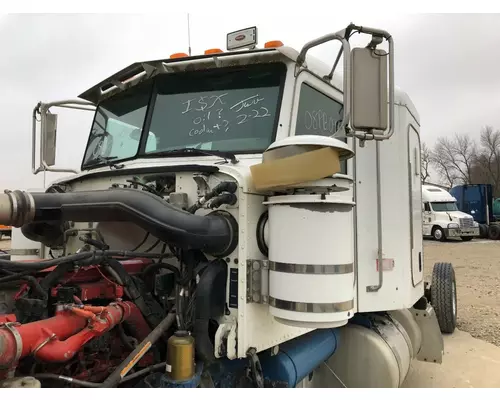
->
left=82, top=82, right=157, bottom=167
left=431, top=202, right=459, bottom=212
left=82, top=63, right=286, bottom=169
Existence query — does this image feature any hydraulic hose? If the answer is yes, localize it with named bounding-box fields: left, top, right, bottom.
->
left=101, top=311, right=176, bottom=388
left=0, top=188, right=237, bottom=256
left=33, top=362, right=168, bottom=387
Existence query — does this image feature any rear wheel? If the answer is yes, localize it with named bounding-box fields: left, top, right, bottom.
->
left=430, top=262, right=457, bottom=334
left=488, top=225, right=500, bottom=240
left=460, top=236, right=473, bottom=241
left=479, top=224, right=488, bottom=238
left=432, top=226, right=446, bottom=242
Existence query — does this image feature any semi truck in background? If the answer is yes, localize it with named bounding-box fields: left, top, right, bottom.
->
left=450, top=183, right=500, bottom=240
left=0, top=24, right=457, bottom=388
left=422, top=184, right=479, bottom=241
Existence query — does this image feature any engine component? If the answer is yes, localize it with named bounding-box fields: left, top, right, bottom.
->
left=0, top=301, right=135, bottom=367
left=193, top=259, right=228, bottom=362
left=166, top=331, right=195, bottom=382
left=207, top=193, right=237, bottom=209
left=188, top=181, right=238, bottom=214
left=0, top=188, right=238, bottom=256
left=101, top=311, right=176, bottom=388
left=265, top=192, right=355, bottom=328
left=27, top=362, right=168, bottom=388
left=259, top=328, right=338, bottom=388
left=169, top=192, right=189, bottom=210
left=21, top=221, right=67, bottom=248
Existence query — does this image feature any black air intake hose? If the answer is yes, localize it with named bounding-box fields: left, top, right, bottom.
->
left=0, top=188, right=238, bottom=257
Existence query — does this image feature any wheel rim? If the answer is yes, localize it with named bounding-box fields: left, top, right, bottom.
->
left=434, top=229, right=443, bottom=240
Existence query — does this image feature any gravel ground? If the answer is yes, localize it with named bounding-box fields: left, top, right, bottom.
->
left=424, top=238, right=500, bottom=347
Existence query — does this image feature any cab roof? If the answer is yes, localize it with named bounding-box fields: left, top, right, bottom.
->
left=78, top=44, right=419, bottom=124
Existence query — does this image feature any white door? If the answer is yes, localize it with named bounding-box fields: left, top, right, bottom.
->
left=408, top=124, right=424, bottom=286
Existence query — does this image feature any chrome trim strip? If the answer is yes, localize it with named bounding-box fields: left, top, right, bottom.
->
left=269, top=297, right=354, bottom=313
left=269, top=262, right=353, bottom=275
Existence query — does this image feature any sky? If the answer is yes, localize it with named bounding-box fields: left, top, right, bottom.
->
left=0, top=12, right=499, bottom=189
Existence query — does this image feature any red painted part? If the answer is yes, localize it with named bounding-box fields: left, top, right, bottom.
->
left=0, top=301, right=136, bottom=367
left=9, top=258, right=150, bottom=283
left=51, top=281, right=124, bottom=301
left=41, top=258, right=151, bottom=278
left=0, top=314, right=16, bottom=324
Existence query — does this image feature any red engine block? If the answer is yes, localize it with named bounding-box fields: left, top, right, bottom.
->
left=0, top=258, right=155, bottom=382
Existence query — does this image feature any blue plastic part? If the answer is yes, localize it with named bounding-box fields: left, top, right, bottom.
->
left=259, top=328, right=339, bottom=388
left=137, top=329, right=340, bottom=388
left=450, top=184, right=494, bottom=224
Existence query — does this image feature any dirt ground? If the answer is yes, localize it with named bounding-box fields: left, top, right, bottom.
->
left=423, top=238, right=500, bottom=347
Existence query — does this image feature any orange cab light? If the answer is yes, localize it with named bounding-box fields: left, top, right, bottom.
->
left=264, top=40, right=284, bottom=48
left=170, top=52, right=189, bottom=59
left=204, top=48, right=223, bottom=55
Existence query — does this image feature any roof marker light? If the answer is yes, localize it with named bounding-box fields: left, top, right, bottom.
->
left=264, top=40, right=284, bottom=48
left=205, top=48, right=223, bottom=55
left=170, top=52, right=189, bottom=59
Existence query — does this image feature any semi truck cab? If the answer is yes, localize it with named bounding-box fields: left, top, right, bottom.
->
left=422, top=184, right=479, bottom=241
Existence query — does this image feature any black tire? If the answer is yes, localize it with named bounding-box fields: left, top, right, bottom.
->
left=432, top=226, right=446, bottom=242
left=431, top=262, right=457, bottom=334
left=460, top=236, right=473, bottom=242
left=479, top=224, right=488, bottom=238
left=488, top=225, right=500, bottom=240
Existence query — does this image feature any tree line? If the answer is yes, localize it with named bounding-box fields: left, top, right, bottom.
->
left=421, top=126, right=500, bottom=196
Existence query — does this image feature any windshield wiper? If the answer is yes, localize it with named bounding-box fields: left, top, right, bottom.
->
left=146, top=148, right=239, bottom=164
left=84, top=156, right=125, bottom=170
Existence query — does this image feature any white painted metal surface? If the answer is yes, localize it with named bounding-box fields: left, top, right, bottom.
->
left=265, top=192, right=355, bottom=328
left=355, top=104, right=425, bottom=311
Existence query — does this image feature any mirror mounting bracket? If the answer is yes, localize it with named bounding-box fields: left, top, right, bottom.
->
left=32, top=100, right=96, bottom=176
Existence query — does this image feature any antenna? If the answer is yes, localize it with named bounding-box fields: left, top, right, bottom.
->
left=187, top=13, right=192, bottom=56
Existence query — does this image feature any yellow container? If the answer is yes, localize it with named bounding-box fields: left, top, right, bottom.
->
left=166, top=331, right=195, bottom=381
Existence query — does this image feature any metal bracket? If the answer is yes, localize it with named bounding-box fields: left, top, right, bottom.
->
left=246, top=260, right=269, bottom=304
left=8, top=249, right=40, bottom=256
left=410, top=304, right=444, bottom=364
left=193, top=174, right=211, bottom=197
left=246, top=347, right=264, bottom=388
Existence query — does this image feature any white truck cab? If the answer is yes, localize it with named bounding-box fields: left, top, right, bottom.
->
left=1, top=25, right=457, bottom=388
left=422, top=184, right=479, bottom=241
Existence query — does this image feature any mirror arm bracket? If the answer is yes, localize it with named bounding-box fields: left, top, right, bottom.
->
left=32, top=100, right=96, bottom=176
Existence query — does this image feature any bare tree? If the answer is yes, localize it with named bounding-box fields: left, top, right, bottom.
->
left=431, top=133, right=477, bottom=186
left=421, top=142, right=431, bottom=183
left=475, top=126, right=500, bottom=195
